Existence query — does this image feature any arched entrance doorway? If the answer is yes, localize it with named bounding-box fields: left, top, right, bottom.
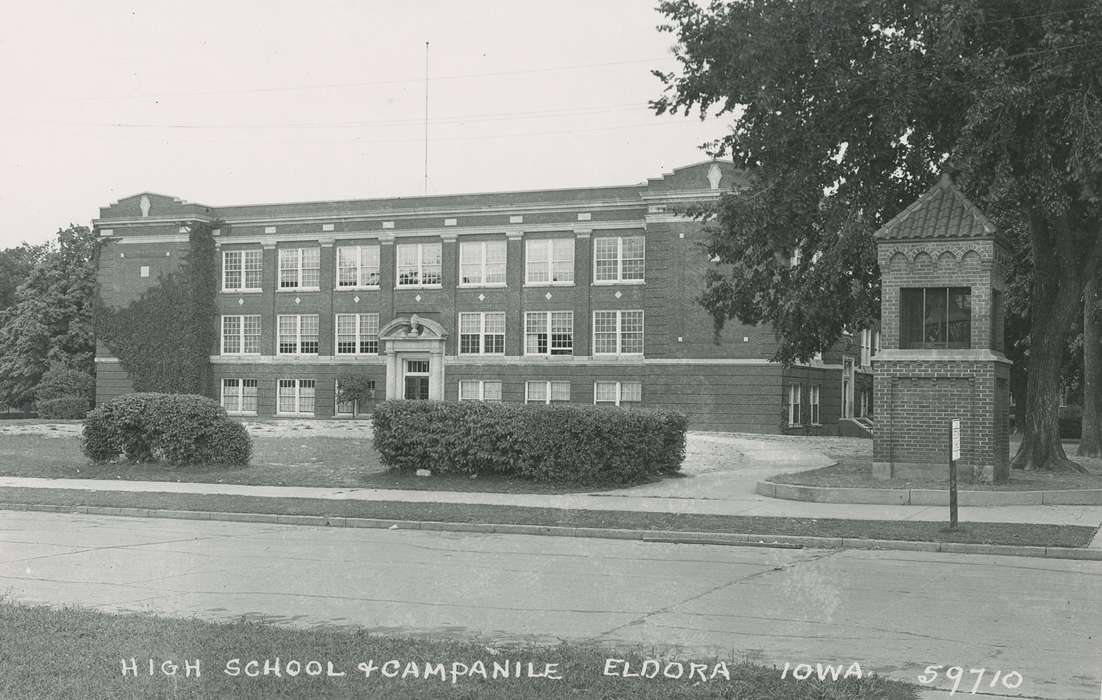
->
left=378, top=314, right=447, bottom=400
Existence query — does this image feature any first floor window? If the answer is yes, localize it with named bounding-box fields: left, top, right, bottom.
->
left=221, top=315, right=261, bottom=355
left=335, top=378, right=375, bottom=416
left=593, top=310, right=644, bottom=355
left=788, top=384, right=803, bottom=426
left=525, top=311, right=573, bottom=355
left=335, top=313, right=379, bottom=354
left=336, top=245, right=380, bottom=288
left=901, top=287, right=971, bottom=349
left=526, top=381, right=570, bottom=404
left=278, top=314, right=319, bottom=354
left=458, top=380, right=502, bottom=401
left=279, top=247, right=320, bottom=289
left=594, top=381, right=642, bottom=407
left=278, top=379, right=315, bottom=415
left=221, top=378, right=258, bottom=414
left=809, top=384, right=821, bottom=425
left=458, top=312, right=505, bottom=354
left=397, top=242, right=442, bottom=286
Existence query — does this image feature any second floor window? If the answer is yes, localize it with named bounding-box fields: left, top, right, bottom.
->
left=397, top=242, right=442, bottom=287
left=593, top=310, right=644, bottom=355
left=460, top=240, right=506, bottom=285
left=336, top=245, right=380, bottom=288
left=593, top=236, right=645, bottom=282
left=335, top=313, right=379, bottom=354
left=278, top=314, right=319, bottom=354
left=525, top=311, right=573, bottom=356
left=279, top=247, right=320, bottom=289
left=901, top=287, right=971, bottom=349
left=526, top=238, right=574, bottom=284
left=458, top=312, right=505, bottom=354
left=223, top=250, right=262, bottom=290
left=221, top=315, right=261, bottom=354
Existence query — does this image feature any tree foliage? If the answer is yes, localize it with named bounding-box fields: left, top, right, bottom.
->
left=0, top=242, right=44, bottom=312
left=653, top=0, right=1102, bottom=470
left=0, top=226, right=97, bottom=409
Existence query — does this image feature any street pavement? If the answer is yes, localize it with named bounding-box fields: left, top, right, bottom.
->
left=0, top=510, right=1099, bottom=699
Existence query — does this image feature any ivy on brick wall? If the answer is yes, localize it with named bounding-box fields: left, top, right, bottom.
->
left=96, top=222, right=219, bottom=395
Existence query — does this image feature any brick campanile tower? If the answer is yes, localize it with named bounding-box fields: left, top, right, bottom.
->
left=872, top=172, right=1012, bottom=484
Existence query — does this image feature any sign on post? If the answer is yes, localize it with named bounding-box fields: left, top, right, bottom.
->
left=948, top=419, right=960, bottom=528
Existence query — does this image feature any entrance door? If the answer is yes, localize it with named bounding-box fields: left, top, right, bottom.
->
left=403, top=359, right=430, bottom=400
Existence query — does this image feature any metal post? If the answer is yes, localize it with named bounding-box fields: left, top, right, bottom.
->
left=949, top=418, right=960, bottom=529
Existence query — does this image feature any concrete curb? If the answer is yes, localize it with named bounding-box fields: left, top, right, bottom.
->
left=757, top=480, right=1102, bottom=506
left=1, top=501, right=1098, bottom=561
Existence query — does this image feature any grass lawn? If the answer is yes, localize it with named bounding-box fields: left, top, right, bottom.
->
left=770, top=439, right=1102, bottom=491
left=0, top=434, right=606, bottom=494
left=0, top=600, right=916, bottom=700
left=0, top=486, right=1093, bottom=547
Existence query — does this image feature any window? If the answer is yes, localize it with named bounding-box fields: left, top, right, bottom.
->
left=458, top=312, right=505, bottom=354
left=459, top=240, right=506, bottom=286
left=809, top=384, right=821, bottom=425
left=221, top=378, right=258, bottom=415
left=593, top=310, right=644, bottom=355
left=397, top=242, right=442, bottom=287
left=221, top=315, right=261, bottom=354
left=458, top=380, right=502, bottom=401
left=278, top=315, right=319, bottom=354
left=277, top=379, right=315, bottom=415
left=525, top=238, right=574, bottom=284
left=593, top=236, right=645, bottom=283
left=525, top=311, right=573, bottom=356
left=335, top=313, right=379, bottom=354
left=336, top=245, right=380, bottom=288
left=526, top=381, right=570, bottom=404
left=223, top=249, right=263, bottom=291
left=901, top=287, right=971, bottom=349
left=788, top=384, right=802, bottom=426
left=335, top=378, right=375, bottom=416
left=278, top=247, right=320, bottom=289
left=860, top=329, right=872, bottom=367
left=594, top=381, right=642, bottom=406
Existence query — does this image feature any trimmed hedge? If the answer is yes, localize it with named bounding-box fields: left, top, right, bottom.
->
left=372, top=400, right=686, bottom=485
left=82, top=393, right=251, bottom=466
left=36, top=397, right=91, bottom=420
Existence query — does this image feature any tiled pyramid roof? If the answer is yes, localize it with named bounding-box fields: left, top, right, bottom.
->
left=875, top=173, right=998, bottom=242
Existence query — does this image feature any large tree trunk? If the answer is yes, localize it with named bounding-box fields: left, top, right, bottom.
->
left=1012, top=214, right=1091, bottom=472
left=1078, top=276, right=1102, bottom=456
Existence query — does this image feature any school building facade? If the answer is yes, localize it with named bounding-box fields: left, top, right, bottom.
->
left=93, top=161, right=873, bottom=433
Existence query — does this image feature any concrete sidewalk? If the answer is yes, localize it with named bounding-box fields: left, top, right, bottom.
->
left=2, top=474, right=1102, bottom=531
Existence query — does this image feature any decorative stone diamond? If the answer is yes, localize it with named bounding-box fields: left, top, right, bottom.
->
left=353, top=295, right=360, bottom=303
left=478, top=294, right=486, bottom=302
left=544, top=292, right=552, bottom=300
left=614, top=291, right=622, bottom=299
left=415, top=294, right=422, bottom=302
left=237, top=298, right=244, bottom=306
left=294, top=297, right=301, bottom=304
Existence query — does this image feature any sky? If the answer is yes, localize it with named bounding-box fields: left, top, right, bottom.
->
left=0, top=1, right=727, bottom=249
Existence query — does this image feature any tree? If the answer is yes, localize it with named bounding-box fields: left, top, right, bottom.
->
left=337, top=375, right=377, bottom=418
left=653, top=0, right=1102, bottom=471
left=1079, top=279, right=1102, bottom=456
left=0, top=243, right=44, bottom=312
left=0, top=225, right=97, bottom=409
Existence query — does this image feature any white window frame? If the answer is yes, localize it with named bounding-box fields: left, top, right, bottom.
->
left=336, top=245, right=381, bottom=289
left=458, top=380, right=502, bottom=401
left=788, top=383, right=803, bottom=426
left=458, top=312, right=505, bottom=355
left=278, top=247, right=321, bottom=290
left=220, top=378, right=258, bottom=416
left=593, top=381, right=642, bottom=406
left=396, top=242, right=443, bottom=288
left=459, top=240, right=507, bottom=287
left=220, top=315, right=261, bottom=355
left=525, top=238, right=574, bottom=286
left=335, top=313, right=380, bottom=355
left=592, top=235, right=645, bottom=284
left=277, top=379, right=316, bottom=416
left=277, top=314, right=320, bottom=355
left=525, top=381, right=571, bottom=404
left=810, top=384, right=821, bottom=425
left=222, top=249, right=263, bottom=292
left=524, top=311, right=573, bottom=356
left=335, top=378, right=375, bottom=416
left=592, top=310, right=644, bottom=356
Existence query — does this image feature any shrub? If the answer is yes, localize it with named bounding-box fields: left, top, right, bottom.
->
left=34, top=367, right=95, bottom=403
left=35, top=397, right=91, bottom=420
left=372, top=400, right=686, bottom=485
left=81, top=393, right=251, bottom=467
